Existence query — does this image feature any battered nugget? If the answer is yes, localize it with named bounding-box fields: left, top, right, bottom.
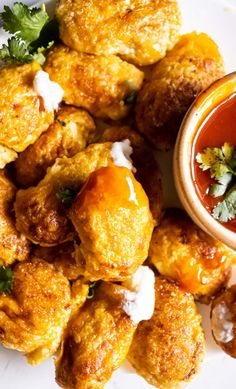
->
left=14, top=143, right=114, bottom=246
left=100, top=126, right=163, bottom=224
left=56, top=0, right=181, bottom=66
left=0, top=258, right=72, bottom=365
left=0, top=62, right=54, bottom=153
left=44, top=45, right=144, bottom=120
left=69, top=166, right=154, bottom=281
left=128, top=277, right=205, bottom=389
left=15, top=106, right=96, bottom=187
left=0, top=171, right=29, bottom=266
left=33, top=241, right=83, bottom=281
left=211, top=285, right=236, bottom=358
left=136, top=32, right=225, bottom=150
left=149, top=209, right=235, bottom=302
left=56, top=282, right=138, bottom=389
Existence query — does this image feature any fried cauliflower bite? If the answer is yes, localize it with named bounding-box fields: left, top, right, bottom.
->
left=69, top=166, right=154, bottom=281
left=136, top=32, right=225, bottom=150
left=0, top=62, right=54, bottom=153
left=0, top=258, right=75, bottom=365
left=211, top=285, right=236, bottom=358
left=14, top=143, right=114, bottom=246
left=44, top=45, right=144, bottom=120
left=56, top=0, right=181, bottom=66
left=33, top=242, right=83, bottom=281
left=128, top=277, right=205, bottom=389
left=15, top=106, right=96, bottom=188
left=56, top=282, right=138, bottom=389
left=149, top=209, right=235, bottom=302
left=0, top=171, right=29, bottom=266
left=100, top=126, right=163, bottom=224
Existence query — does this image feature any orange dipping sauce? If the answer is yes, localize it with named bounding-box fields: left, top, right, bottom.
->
left=192, top=93, right=236, bottom=233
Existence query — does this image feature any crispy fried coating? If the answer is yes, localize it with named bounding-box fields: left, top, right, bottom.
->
left=0, top=62, right=54, bottom=153
left=14, top=143, right=114, bottom=246
left=100, top=126, right=163, bottom=224
left=44, top=45, right=144, bottom=120
left=136, top=32, right=225, bottom=150
left=211, top=285, right=236, bottom=358
left=56, top=282, right=137, bottom=389
left=0, top=258, right=72, bottom=365
left=33, top=242, right=82, bottom=281
left=149, top=209, right=235, bottom=302
left=69, top=166, right=154, bottom=281
left=15, top=106, right=96, bottom=187
left=56, top=0, right=181, bottom=66
left=128, top=277, right=205, bottom=389
left=0, top=171, right=30, bottom=266
left=0, top=145, right=18, bottom=169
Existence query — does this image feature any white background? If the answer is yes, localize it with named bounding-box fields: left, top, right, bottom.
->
left=1, top=0, right=236, bottom=388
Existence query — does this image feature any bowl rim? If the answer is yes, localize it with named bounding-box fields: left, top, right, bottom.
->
left=174, top=71, right=236, bottom=250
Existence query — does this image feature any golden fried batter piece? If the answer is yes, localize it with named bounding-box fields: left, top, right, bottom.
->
left=14, top=143, right=114, bottom=246
left=0, top=145, right=18, bottom=169
left=0, top=62, right=54, bottom=153
left=149, top=209, right=235, bottom=302
left=0, top=171, right=29, bottom=266
left=0, top=258, right=72, bottom=365
left=56, top=282, right=137, bottom=389
left=69, top=166, right=154, bottom=281
left=15, top=106, right=96, bottom=187
left=44, top=45, right=144, bottom=120
left=128, top=277, right=205, bottom=389
left=56, top=0, right=181, bottom=66
left=136, top=32, right=225, bottom=150
left=100, top=126, right=163, bottom=224
left=211, top=285, right=236, bottom=358
left=33, top=242, right=82, bottom=281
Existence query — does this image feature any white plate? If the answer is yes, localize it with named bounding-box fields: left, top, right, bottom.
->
left=1, top=0, right=236, bottom=388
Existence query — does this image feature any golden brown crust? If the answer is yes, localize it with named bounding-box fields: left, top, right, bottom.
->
left=69, top=166, right=154, bottom=281
left=33, top=242, right=83, bottom=281
left=148, top=208, right=235, bottom=301
left=56, top=0, right=181, bottom=66
left=0, top=62, right=54, bottom=152
left=0, top=258, right=72, bottom=365
left=56, top=282, right=137, bottom=389
left=100, top=126, right=163, bottom=224
left=44, top=45, right=144, bottom=120
left=0, top=171, right=30, bottom=266
left=14, top=143, right=114, bottom=246
left=136, top=32, right=225, bottom=150
left=128, top=277, right=205, bottom=389
left=15, top=106, right=96, bottom=187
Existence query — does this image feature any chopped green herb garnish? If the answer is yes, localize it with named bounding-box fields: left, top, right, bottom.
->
left=87, top=282, right=97, bottom=300
left=0, top=267, right=14, bottom=294
left=0, top=2, right=59, bottom=65
left=196, top=143, right=236, bottom=223
left=57, top=119, right=66, bottom=127
left=57, top=187, right=77, bottom=208
left=123, top=80, right=138, bottom=105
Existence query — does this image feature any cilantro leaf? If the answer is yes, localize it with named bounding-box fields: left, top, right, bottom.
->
left=1, top=3, right=49, bottom=42
left=209, top=183, right=228, bottom=197
left=0, top=37, right=33, bottom=63
left=123, top=80, right=138, bottom=105
left=57, top=187, right=77, bottom=208
left=196, top=145, right=232, bottom=179
left=213, top=184, right=236, bottom=222
left=0, top=267, right=14, bottom=294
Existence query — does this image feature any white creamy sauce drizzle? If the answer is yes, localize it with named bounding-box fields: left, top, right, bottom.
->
left=110, top=139, right=136, bottom=171
left=122, top=266, right=155, bottom=324
left=126, top=176, right=138, bottom=205
left=33, top=70, right=64, bottom=112
left=211, top=302, right=234, bottom=343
